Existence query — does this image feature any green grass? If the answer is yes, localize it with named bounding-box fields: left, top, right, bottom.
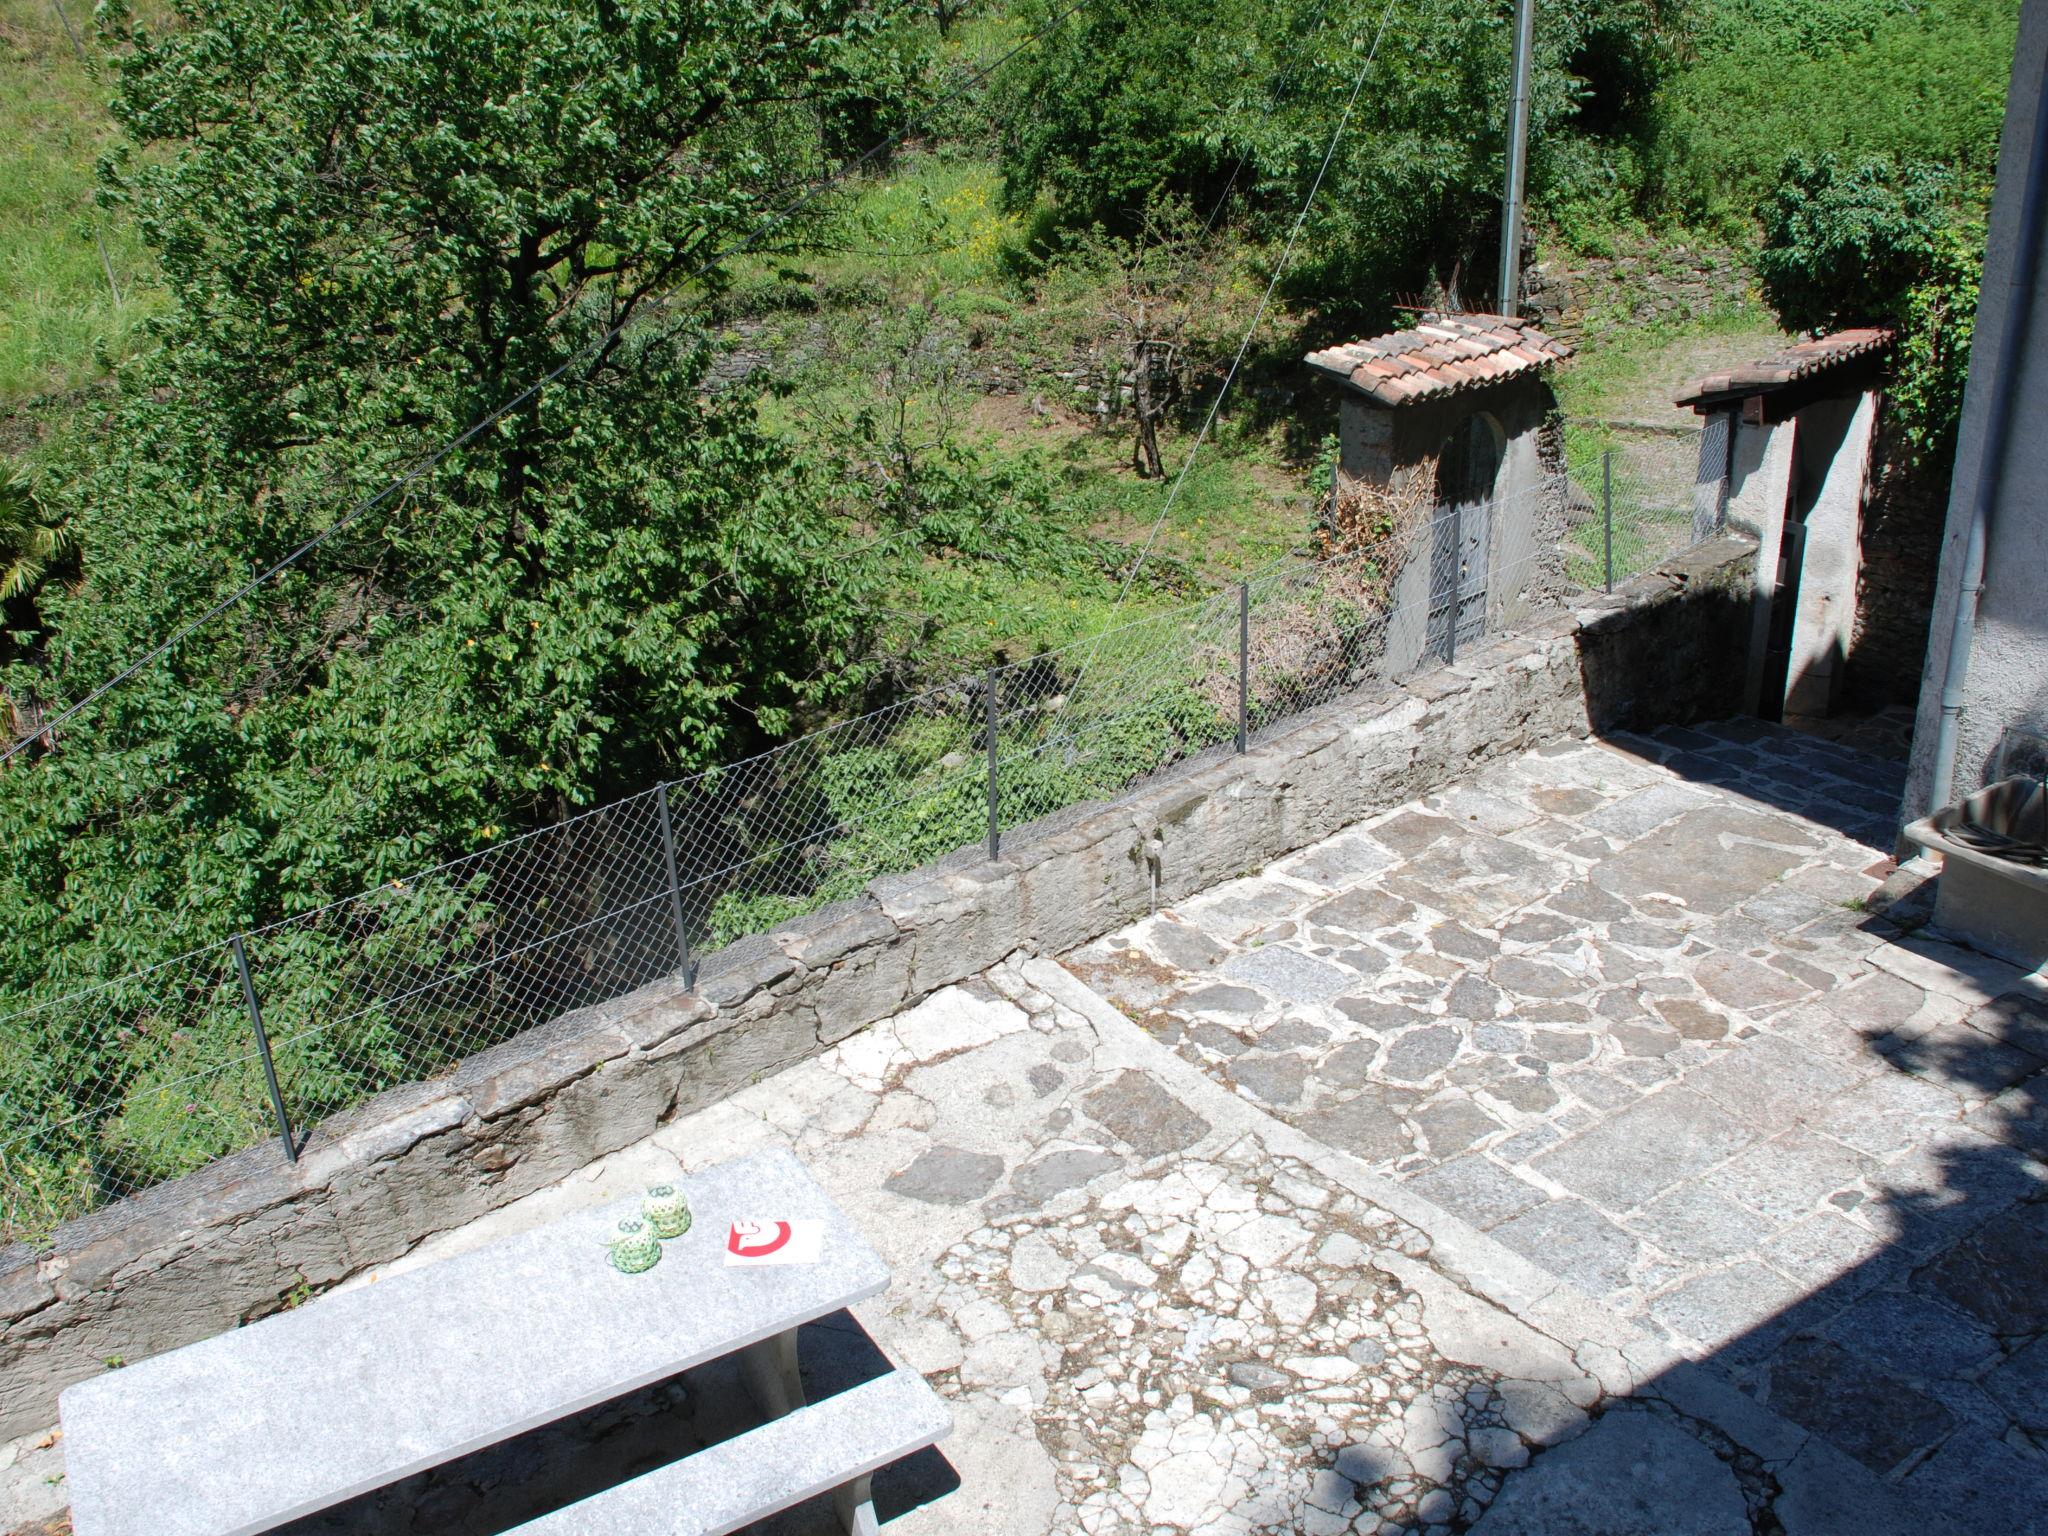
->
left=1554, top=301, right=1787, bottom=511
left=1561, top=498, right=1697, bottom=589
left=1554, top=306, right=1781, bottom=423
left=723, top=150, right=1024, bottom=316
left=1544, top=285, right=1788, bottom=587
left=0, top=0, right=160, bottom=410
left=893, top=454, right=1316, bottom=672
left=732, top=143, right=1325, bottom=666
left=1652, top=0, right=2018, bottom=225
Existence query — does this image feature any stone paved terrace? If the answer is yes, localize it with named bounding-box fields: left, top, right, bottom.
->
left=1069, top=720, right=2048, bottom=1524
left=5, top=720, right=2044, bottom=1536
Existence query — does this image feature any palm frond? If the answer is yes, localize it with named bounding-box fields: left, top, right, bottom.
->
left=0, top=464, right=72, bottom=603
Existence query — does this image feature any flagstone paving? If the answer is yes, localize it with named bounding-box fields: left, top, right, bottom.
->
left=1069, top=719, right=2048, bottom=1530
left=8, top=720, right=2042, bottom=1536
left=201, top=954, right=1943, bottom=1536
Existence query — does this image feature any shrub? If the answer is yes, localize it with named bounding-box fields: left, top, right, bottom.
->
left=1756, top=153, right=1985, bottom=457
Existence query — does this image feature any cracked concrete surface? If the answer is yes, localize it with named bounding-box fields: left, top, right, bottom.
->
left=9, top=721, right=2041, bottom=1536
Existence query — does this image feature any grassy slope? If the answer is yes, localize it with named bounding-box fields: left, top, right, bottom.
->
left=1549, top=284, right=1788, bottom=587
left=0, top=0, right=156, bottom=416
left=1653, top=0, right=2019, bottom=222
left=729, top=149, right=1325, bottom=675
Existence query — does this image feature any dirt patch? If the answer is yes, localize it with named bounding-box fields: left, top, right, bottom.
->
left=965, top=391, right=1091, bottom=439
left=1602, top=325, right=1791, bottom=433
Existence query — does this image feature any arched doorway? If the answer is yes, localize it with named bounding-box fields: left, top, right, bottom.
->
left=1427, top=413, right=1504, bottom=663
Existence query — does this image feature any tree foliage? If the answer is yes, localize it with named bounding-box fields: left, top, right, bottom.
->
left=1757, top=153, right=1985, bottom=458
left=0, top=463, right=72, bottom=607
left=1756, top=155, right=1952, bottom=330
left=993, top=0, right=1678, bottom=315
left=1645, top=0, right=2016, bottom=227
left=0, top=0, right=937, bottom=995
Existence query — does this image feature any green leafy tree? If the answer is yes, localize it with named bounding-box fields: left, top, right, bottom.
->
left=1644, top=0, right=2016, bottom=226
left=0, top=463, right=73, bottom=606
left=0, top=0, right=943, bottom=1199
left=1755, top=155, right=1950, bottom=330
left=1889, top=215, right=1985, bottom=461
left=992, top=0, right=1668, bottom=314
left=1757, top=153, right=1984, bottom=458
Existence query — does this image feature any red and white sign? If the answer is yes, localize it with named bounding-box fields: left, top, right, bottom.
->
left=723, top=1218, right=825, bottom=1266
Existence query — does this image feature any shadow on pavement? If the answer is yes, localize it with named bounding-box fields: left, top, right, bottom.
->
left=274, top=1309, right=959, bottom=1535
left=1311, top=721, right=2046, bottom=1535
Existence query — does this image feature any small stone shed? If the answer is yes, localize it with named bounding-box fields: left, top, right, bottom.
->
left=1305, top=314, right=1573, bottom=675
left=1676, top=328, right=1893, bottom=720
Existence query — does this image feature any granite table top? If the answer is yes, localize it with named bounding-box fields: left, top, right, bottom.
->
left=60, top=1147, right=888, bottom=1536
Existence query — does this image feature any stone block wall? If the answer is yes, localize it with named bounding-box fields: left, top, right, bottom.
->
left=0, top=537, right=1756, bottom=1438
left=1848, top=419, right=1948, bottom=710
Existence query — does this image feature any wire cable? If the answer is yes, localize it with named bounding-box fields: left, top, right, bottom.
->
left=1, top=0, right=1088, bottom=766
left=1064, top=0, right=1401, bottom=698
left=1173, top=0, right=1342, bottom=285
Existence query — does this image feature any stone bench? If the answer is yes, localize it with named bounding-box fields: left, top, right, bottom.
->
left=510, top=1368, right=950, bottom=1535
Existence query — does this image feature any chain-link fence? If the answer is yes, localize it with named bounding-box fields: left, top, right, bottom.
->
left=1562, top=426, right=1708, bottom=591
left=0, top=456, right=1722, bottom=1243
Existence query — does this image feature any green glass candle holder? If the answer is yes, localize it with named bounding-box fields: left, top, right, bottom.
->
left=604, top=1216, right=662, bottom=1273
left=642, top=1183, right=693, bottom=1240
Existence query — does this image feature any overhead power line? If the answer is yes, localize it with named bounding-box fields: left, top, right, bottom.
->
left=2, top=0, right=1087, bottom=766
left=1069, top=0, right=1403, bottom=686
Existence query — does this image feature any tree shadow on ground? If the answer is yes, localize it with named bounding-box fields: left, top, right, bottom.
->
left=1614, top=718, right=1910, bottom=852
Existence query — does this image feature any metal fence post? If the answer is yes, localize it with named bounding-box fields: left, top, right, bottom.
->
left=655, top=781, right=692, bottom=985
left=1602, top=449, right=1615, bottom=594
left=985, top=666, right=1000, bottom=863
left=1444, top=507, right=1460, bottom=666
left=230, top=935, right=297, bottom=1164
left=1236, top=581, right=1250, bottom=753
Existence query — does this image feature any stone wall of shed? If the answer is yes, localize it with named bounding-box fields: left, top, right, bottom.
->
left=1846, top=419, right=1948, bottom=711
left=0, top=538, right=1757, bottom=1439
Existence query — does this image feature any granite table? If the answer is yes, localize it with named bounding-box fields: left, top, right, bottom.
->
left=59, top=1147, right=890, bottom=1536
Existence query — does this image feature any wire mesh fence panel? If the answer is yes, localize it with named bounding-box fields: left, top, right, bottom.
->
left=0, top=465, right=1738, bottom=1235
left=1562, top=425, right=1705, bottom=589
left=0, top=943, right=277, bottom=1242
left=667, top=680, right=988, bottom=944
left=1241, top=541, right=1405, bottom=733
left=242, top=788, right=682, bottom=1133
left=993, top=587, right=1242, bottom=832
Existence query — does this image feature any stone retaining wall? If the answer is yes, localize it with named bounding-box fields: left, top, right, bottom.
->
left=0, top=536, right=1756, bottom=1437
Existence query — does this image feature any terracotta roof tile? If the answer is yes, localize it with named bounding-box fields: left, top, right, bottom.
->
left=1674, top=328, right=1895, bottom=409
left=1303, top=313, right=1572, bottom=407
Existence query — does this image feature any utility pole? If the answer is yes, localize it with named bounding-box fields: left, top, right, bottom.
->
left=1496, top=0, right=1535, bottom=317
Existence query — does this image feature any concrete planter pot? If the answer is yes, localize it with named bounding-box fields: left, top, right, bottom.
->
left=1904, top=776, right=2048, bottom=970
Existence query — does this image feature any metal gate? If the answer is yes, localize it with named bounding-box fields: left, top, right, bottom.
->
left=1425, top=495, right=1490, bottom=664
left=1427, top=414, right=1500, bottom=664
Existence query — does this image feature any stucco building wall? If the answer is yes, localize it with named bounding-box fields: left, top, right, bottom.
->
left=1904, top=0, right=2048, bottom=823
